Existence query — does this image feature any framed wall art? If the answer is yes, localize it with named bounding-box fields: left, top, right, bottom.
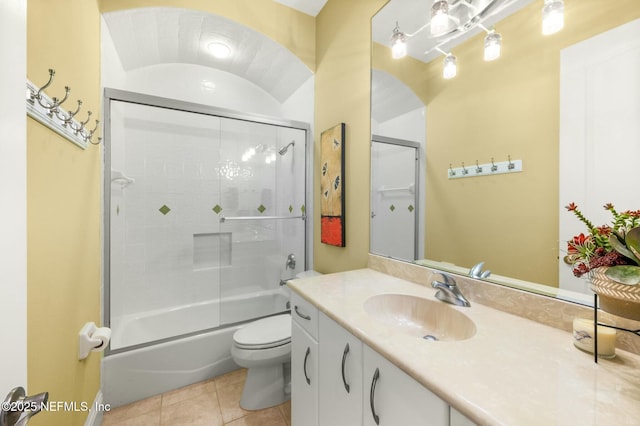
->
left=320, top=122, right=346, bottom=247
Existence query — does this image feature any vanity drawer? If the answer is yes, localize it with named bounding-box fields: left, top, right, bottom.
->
left=291, top=291, right=318, bottom=340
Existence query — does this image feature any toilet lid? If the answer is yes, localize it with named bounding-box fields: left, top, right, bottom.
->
left=234, top=314, right=291, bottom=349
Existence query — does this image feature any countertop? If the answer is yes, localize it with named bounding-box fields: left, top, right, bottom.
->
left=288, top=268, right=640, bottom=426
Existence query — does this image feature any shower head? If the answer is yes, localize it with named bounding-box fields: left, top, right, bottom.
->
left=278, top=141, right=295, bottom=156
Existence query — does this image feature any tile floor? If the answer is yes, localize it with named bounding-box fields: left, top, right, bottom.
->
left=102, top=369, right=291, bottom=426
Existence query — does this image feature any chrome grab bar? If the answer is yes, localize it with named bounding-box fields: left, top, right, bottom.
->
left=220, top=215, right=305, bottom=223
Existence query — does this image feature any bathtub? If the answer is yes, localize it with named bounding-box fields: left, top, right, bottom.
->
left=102, top=288, right=289, bottom=407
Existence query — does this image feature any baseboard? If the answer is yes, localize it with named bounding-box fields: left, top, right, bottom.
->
left=84, top=390, right=104, bottom=426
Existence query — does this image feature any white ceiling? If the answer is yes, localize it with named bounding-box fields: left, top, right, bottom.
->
left=103, top=7, right=313, bottom=102
left=273, top=0, right=328, bottom=16
left=371, top=70, right=424, bottom=123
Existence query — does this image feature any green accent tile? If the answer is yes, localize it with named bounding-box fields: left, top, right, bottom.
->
left=408, top=205, right=414, bottom=212
left=389, top=204, right=396, bottom=212
left=289, top=204, right=293, bottom=213
left=159, top=205, right=171, bottom=215
left=301, top=204, right=306, bottom=214
left=212, top=204, right=222, bottom=214
left=257, top=204, right=266, bottom=214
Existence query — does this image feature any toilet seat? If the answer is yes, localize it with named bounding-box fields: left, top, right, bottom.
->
left=233, top=314, right=291, bottom=350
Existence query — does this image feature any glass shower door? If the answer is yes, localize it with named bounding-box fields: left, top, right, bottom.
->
left=107, top=94, right=309, bottom=352
left=370, top=139, right=419, bottom=262
left=218, top=118, right=307, bottom=325
left=108, top=100, right=224, bottom=350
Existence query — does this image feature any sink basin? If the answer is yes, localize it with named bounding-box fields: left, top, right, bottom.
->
left=364, top=294, right=476, bottom=341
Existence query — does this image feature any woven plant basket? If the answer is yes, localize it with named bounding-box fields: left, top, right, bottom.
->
left=591, top=267, right=640, bottom=321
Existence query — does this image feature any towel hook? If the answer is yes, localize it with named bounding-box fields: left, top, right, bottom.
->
left=28, top=68, right=56, bottom=106
left=508, top=155, right=515, bottom=170
left=449, top=163, right=456, bottom=177
left=475, top=160, right=482, bottom=174
left=490, top=157, right=498, bottom=172
left=47, top=86, right=70, bottom=118
left=70, top=110, right=92, bottom=134
left=84, top=119, right=100, bottom=143
left=59, top=99, right=82, bottom=125
left=461, top=162, right=468, bottom=175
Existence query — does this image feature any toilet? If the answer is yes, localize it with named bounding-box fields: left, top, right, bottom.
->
left=231, top=270, right=321, bottom=410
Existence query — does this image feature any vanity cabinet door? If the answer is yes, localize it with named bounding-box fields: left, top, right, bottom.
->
left=292, top=321, right=318, bottom=426
left=318, top=313, right=363, bottom=426
left=363, top=345, right=449, bottom=426
left=450, top=407, right=476, bottom=426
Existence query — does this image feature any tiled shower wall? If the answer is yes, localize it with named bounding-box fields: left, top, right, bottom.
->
left=109, top=100, right=306, bottom=346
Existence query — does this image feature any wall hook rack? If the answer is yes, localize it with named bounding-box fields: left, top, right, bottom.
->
left=447, top=156, right=523, bottom=179
left=26, top=68, right=102, bottom=149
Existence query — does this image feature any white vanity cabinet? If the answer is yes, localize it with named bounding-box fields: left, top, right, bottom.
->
left=318, top=313, right=364, bottom=426
left=291, top=293, right=319, bottom=426
left=363, top=345, right=449, bottom=426
left=291, top=292, right=469, bottom=426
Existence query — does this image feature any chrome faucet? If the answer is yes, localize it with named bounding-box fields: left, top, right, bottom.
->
left=469, top=261, right=491, bottom=279
left=431, top=273, right=471, bottom=307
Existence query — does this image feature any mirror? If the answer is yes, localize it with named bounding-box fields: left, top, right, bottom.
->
left=371, top=0, right=640, bottom=304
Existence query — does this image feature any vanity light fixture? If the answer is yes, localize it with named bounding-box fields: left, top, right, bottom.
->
left=542, top=0, right=564, bottom=35
left=207, top=41, right=232, bottom=59
left=390, top=0, right=564, bottom=78
left=391, top=22, right=408, bottom=59
left=483, top=28, right=502, bottom=61
left=430, top=0, right=450, bottom=36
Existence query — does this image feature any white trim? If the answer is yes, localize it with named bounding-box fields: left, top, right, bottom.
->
left=84, top=390, right=107, bottom=426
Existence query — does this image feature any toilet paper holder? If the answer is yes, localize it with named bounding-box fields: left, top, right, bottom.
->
left=78, top=322, right=111, bottom=360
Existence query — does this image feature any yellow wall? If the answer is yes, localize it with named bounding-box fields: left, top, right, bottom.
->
left=27, top=1, right=102, bottom=425
left=99, top=0, right=316, bottom=72
left=314, top=0, right=387, bottom=273
left=374, top=0, right=640, bottom=286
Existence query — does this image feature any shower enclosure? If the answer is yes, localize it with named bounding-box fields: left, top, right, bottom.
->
left=102, top=89, right=309, bottom=404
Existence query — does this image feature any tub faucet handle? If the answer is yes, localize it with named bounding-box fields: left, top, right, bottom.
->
left=286, top=253, right=296, bottom=270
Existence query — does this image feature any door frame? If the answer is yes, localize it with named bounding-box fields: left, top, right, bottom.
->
left=0, top=0, right=27, bottom=396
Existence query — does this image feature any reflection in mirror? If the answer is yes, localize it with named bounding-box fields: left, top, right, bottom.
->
left=370, top=135, right=421, bottom=261
left=371, top=0, right=640, bottom=305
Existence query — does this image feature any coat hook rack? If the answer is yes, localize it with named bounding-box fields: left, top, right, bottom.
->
left=447, top=156, right=523, bottom=179
left=26, top=68, right=101, bottom=149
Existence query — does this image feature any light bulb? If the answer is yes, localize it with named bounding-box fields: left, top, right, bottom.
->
left=392, top=37, right=407, bottom=59
left=430, top=1, right=450, bottom=36
left=443, top=54, right=457, bottom=79
left=391, top=24, right=407, bottom=59
left=542, top=0, right=564, bottom=35
left=484, top=32, right=502, bottom=61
